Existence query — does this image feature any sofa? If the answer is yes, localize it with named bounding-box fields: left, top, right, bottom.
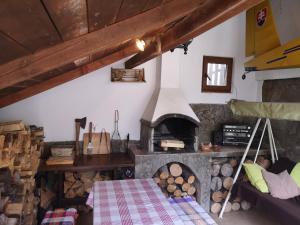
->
left=237, top=157, right=300, bottom=225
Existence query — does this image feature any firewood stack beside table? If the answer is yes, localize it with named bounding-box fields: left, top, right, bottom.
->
left=0, top=121, right=44, bottom=225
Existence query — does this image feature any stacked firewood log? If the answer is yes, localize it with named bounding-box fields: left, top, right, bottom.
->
left=210, top=158, right=239, bottom=214
left=154, top=163, right=197, bottom=198
left=0, top=121, right=44, bottom=225
left=64, top=172, right=111, bottom=198
left=210, top=156, right=270, bottom=214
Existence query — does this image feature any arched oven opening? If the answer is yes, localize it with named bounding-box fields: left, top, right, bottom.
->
left=141, top=113, right=200, bottom=153
left=153, top=117, right=199, bottom=153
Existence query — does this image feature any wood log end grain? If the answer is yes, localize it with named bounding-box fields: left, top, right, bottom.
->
left=167, top=176, right=175, bottom=185
left=229, top=158, right=238, bottom=168
left=182, top=182, right=191, bottom=192
left=169, top=163, right=183, bottom=177
left=211, top=164, right=221, bottom=177
left=232, top=202, right=241, bottom=211
left=211, top=191, right=223, bottom=203
left=224, top=201, right=232, bottom=213
left=187, top=185, right=196, bottom=196
left=210, top=176, right=222, bottom=191
left=174, top=176, right=184, bottom=185
left=167, top=184, right=177, bottom=193
left=223, top=176, right=233, bottom=190
left=210, top=202, right=222, bottom=214
left=187, top=175, right=195, bottom=184
left=241, top=200, right=251, bottom=210
left=220, top=163, right=233, bottom=177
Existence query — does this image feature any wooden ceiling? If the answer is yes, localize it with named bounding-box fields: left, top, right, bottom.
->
left=0, top=0, right=262, bottom=108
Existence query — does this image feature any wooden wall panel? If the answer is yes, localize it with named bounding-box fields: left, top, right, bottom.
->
left=116, top=0, right=149, bottom=22
left=88, top=0, right=123, bottom=32
left=0, top=0, right=61, bottom=52
left=0, top=33, right=28, bottom=64
left=43, top=0, right=88, bottom=41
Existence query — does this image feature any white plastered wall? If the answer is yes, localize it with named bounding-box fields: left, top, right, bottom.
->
left=0, top=58, right=160, bottom=141
left=179, top=12, right=260, bottom=104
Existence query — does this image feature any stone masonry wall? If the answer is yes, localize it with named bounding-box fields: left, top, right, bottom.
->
left=263, top=78, right=300, bottom=161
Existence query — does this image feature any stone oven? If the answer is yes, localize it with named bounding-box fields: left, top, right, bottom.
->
left=132, top=53, right=211, bottom=211
left=139, top=52, right=200, bottom=153
left=140, top=88, right=200, bottom=153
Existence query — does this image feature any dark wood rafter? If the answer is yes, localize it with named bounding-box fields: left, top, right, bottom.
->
left=125, top=0, right=263, bottom=69
left=0, top=0, right=203, bottom=91
left=0, top=44, right=138, bottom=108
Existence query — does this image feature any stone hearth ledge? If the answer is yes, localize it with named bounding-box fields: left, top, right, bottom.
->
left=129, top=145, right=272, bottom=212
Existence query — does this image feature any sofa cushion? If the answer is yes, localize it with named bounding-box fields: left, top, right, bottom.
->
left=243, top=163, right=269, bottom=193
left=262, top=170, right=300, bottom=199
left=291, top=163, right=300, bottom=188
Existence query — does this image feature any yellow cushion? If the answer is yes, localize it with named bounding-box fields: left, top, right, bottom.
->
left=243, top=163, right=269, bottom=193
left=290, top=163, right=300, bottom=188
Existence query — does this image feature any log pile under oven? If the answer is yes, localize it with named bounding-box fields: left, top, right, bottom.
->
left=154, top=163, right=196, bottom=198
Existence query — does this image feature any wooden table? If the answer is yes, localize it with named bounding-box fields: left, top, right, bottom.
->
left=38, top=153, right=134, bottom=207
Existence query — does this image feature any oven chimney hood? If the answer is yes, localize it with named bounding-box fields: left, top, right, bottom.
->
left=245, top=0, right=300, bottom=71
left=141, top=51, right=200, bottom=127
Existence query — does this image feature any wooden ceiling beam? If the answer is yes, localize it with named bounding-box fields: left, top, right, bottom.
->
left=0, top=44, right=138, bottom=108
left=0, top=0, right=203, bottom=90
left=125, top=0, right=262, bottom=69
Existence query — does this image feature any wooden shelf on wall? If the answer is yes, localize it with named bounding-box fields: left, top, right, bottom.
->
left=111, top=68, right=145, bottom=82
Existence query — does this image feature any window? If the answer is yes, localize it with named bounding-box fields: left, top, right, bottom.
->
left=201, top=56, right=233, bottom=93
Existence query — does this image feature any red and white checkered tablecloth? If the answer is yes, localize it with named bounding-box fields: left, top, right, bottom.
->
left=87, top=178, right=185, bottom=225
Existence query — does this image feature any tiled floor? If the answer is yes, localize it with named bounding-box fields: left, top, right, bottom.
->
left=211, top=209, right=281, bottom=225
left=78, top=208, right=281, bottom=225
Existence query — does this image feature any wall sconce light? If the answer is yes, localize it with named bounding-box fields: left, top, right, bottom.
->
left=241, top=68, right=256, bottom=80
left=136, top=39, right=146, bottom=51
left=135, top=36, right=161, bottom=53
left=170, top=39, right=193, bottom=55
